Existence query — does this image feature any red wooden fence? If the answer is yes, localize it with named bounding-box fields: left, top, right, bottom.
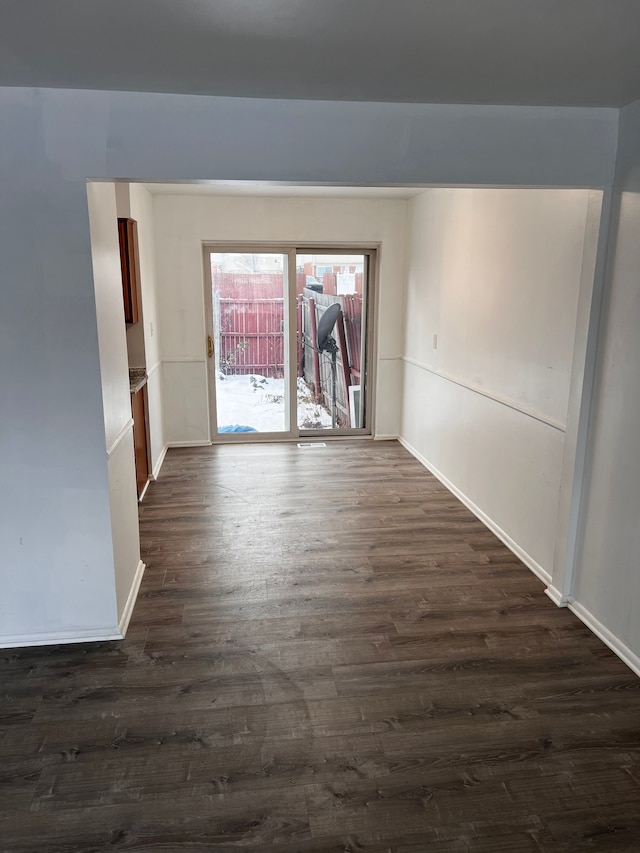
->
left=217, top=297, right=284, bottom=377
left=299, top=289, right=363, bottom=426
left=214, top=284, right=363, bottom=422
left=342, top=294, right=362, bottom=384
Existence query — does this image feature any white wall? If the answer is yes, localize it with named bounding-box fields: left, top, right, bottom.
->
left=88, top=183, right=133, bottom=452
left=128, top=183, right=166, bottom=475
left=571, top=98, right=640, bottom=673
left=0, top=177, right=121, bottom=645
left=0, top=85, right=619, bottom=646
left=101, top=92, right=617, bottom=187
left=400, top=188, right=596, bottom=579
left=151, top=193, right=408, bottom=440
left=86, top=181, right=141, bottom=629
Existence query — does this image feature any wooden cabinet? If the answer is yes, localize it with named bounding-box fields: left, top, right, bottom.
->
left=131, top=387, right=149, bottom=499
left=118, top=217, right=141, bottom=324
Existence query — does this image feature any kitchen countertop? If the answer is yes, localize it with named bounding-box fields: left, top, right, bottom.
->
left=129, top=368, right=147, bottom=395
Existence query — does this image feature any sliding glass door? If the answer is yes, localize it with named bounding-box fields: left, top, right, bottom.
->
left=204, top=246, right=373, bottom=441
left=208, top=251, right=290, bottom=436
left=295, top=253, right=367, bottom=432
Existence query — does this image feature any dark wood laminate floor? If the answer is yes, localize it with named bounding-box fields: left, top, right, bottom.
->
left=2, top=441, right=640, bottom=852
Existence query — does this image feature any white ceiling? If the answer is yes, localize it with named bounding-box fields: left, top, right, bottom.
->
left=141, top=182, right=427, bottom=199
left=2, top=1, right=640, bottom=107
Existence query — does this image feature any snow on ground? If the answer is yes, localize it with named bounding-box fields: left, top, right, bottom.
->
left=215, top=373, right=332, bottom=432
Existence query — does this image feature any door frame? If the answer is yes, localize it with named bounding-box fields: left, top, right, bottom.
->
left=202, top=241, right=379, bottom=443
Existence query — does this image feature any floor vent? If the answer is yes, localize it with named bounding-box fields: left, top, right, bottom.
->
left=297, top=442, right=327, bottom=449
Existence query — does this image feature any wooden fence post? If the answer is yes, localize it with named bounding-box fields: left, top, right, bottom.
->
left=296, top=296, right=304, bottom=377
left=336, top=310, right=351, bottom=425
left=308, top=297, right=322, bottom=403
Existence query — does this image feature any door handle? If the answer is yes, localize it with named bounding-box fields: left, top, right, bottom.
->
left=207, top=335, right=214, bottom=359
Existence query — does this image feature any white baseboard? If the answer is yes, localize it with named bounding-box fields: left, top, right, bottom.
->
left=545, top=585, right=571, bottom=607
left=0, top=626, right=122, bottom=649
left=374, top=434, right=399, bottom=441
left=166, top=440, right=212, bottom=448
left=118, top=560, right=146, bottom=637
left=151, top=444, right=168, bottom=480
left=0, top=560, right=146, bottom=649
left=398, top=436, right=552, bottom=587
left=569, top=600, right=640, bottom=679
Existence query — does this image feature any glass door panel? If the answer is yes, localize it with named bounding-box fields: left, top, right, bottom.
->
left=210, top=252, right=288, bottom=435
left=296, top=253, right=367, bottom=431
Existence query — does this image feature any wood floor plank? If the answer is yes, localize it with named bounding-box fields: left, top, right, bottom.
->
left=1, top=440, right=640, bottom=851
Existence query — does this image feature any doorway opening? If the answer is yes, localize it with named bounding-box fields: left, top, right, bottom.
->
left=204, top=246, right=374, bottom=441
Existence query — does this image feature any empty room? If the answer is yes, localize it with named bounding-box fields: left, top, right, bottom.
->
left=2, top=2, right=640, bottom=851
